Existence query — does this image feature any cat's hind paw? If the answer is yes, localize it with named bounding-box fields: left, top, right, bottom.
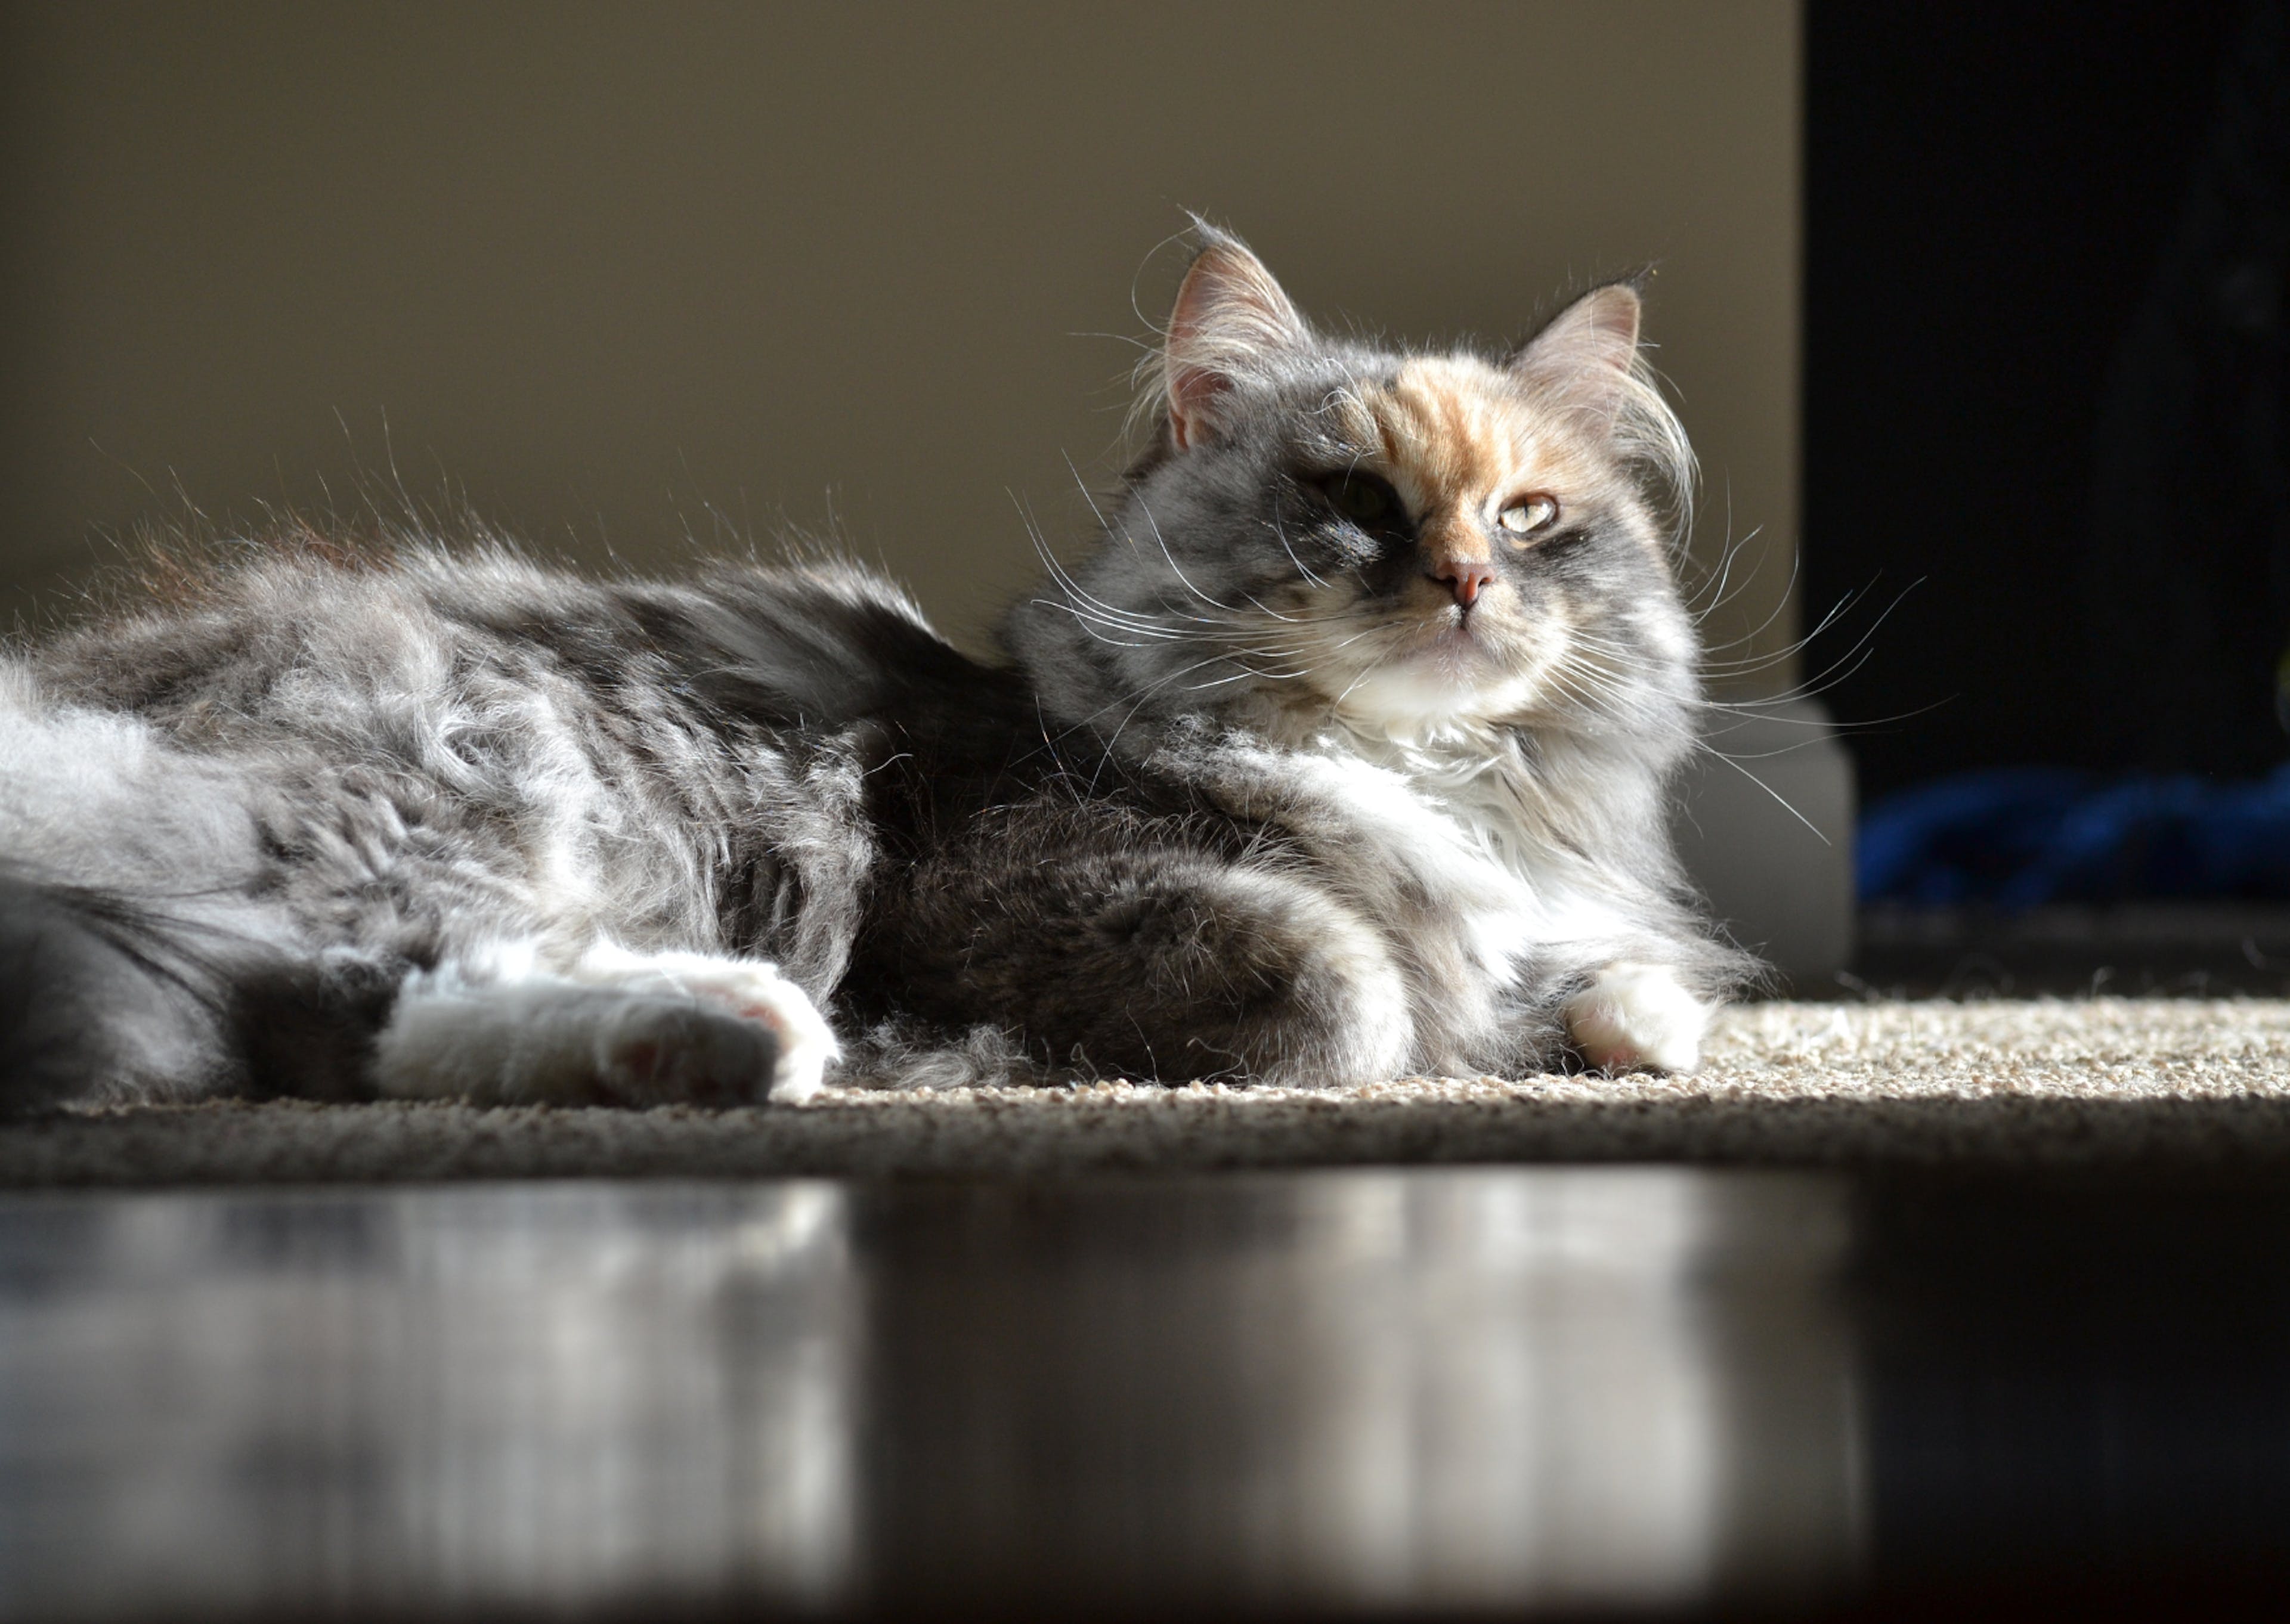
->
left=1562, top=962, right=1709, bottom=1074
left=591, top=996, right=782, bottom=1107
left=573, top=946, right=839, bottom=1104
left=377, top=946, right=840, bottom=1108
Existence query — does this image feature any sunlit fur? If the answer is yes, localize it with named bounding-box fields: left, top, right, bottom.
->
left=1009, top=229, right=1745, bottom=1076
left=0, top=230, right=1749, bottom=1109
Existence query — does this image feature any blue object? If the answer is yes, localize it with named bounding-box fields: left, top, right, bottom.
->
left=1858, top=764, right=2290, bottom=904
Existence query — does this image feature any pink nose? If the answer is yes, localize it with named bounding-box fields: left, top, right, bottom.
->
left=1431, top=555, right=1497, bottom=608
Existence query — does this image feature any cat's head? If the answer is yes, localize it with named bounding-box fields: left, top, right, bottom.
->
left=1013, top=225, right=1700, bottom=754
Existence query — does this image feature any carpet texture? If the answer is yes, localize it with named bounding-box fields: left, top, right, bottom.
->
left=7, top=997, right=2290, bottom=1186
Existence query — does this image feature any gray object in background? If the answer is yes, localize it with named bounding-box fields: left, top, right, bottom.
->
left=1673, top=700, right=1856, bottom=988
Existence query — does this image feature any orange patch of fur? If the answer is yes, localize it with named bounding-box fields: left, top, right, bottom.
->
left=1367, top=358, right=1610, bottom=563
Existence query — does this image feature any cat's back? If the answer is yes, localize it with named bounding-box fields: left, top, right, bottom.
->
left=14, top=543, right=1005, bottom=753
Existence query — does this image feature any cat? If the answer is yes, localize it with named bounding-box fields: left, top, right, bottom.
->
left=0, top=226, right=1752, bottom=1112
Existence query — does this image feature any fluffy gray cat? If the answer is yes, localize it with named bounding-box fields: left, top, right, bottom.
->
left=0, top=228, right=1751, bottom=1111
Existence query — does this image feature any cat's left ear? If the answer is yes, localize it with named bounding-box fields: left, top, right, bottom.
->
left=1507, top=281, right=1643, bottom=431
left=1163, top=229, right=1311, bottom=451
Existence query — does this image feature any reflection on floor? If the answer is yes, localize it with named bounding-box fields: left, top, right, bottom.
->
left=1, top=1168, right=2284, bottom=1618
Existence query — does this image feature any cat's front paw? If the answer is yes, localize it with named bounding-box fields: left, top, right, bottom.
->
left=1562, top=962, right=1708, bottom=1074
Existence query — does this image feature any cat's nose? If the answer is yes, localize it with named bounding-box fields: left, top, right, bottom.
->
left=1429, top=553, right=1497, bottom=608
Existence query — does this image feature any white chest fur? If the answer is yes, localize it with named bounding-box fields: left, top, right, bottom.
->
left=1301, top=742, right=1712, bottom=1074
left=1282, top=731, right=1633, bottom=978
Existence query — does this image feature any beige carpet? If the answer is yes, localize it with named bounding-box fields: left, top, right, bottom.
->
left=8, top=997, right=2290, bottom=1185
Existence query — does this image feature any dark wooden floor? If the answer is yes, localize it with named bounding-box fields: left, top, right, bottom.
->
left=5, top=1164, right=2290, bottom=1620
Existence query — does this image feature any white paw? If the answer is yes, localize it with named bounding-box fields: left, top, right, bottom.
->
left=572, top=945, right=840, bottom=1104
left=590, top=995, right=782, bottom=1106
left=1563, top=962, right=1709, bottom=1074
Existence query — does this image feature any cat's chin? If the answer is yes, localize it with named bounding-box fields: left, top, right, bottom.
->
left=1387, top=613, right=1499, bottom=672
left=1322, top=652, right=1540, bottom=737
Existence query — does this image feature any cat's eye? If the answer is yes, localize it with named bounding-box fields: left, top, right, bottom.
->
left=1498, top=495, right=1559, bottom=541
left=1317, top=471, right=1405, bottom=530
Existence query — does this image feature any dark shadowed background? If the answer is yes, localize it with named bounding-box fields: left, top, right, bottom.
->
left=0, top=2, right=1801, bottom=673
left=1806, top=2, right=2280, bottom=795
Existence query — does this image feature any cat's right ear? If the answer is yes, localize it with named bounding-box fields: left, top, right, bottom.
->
left=1506, top=281, right=1644, bottom=430
left=1162, top=229, right=1310, bottom=452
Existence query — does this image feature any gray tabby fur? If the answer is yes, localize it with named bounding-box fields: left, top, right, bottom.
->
left=0, top=228, right=1753, bottom=1111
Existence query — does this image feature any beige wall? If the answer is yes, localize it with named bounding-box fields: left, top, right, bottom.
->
left=1, top=2, right=1799, bottom=678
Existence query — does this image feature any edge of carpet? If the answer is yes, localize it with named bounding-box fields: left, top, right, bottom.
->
left=10, top=1086, right=2290, bottom=1186
left=14, top=998, right=2290, bottom=1186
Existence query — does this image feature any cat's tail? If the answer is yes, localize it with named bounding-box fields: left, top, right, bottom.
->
left=0, top=870, right=236, bottom=1110
left=0, top=870, right=397, bottom=1112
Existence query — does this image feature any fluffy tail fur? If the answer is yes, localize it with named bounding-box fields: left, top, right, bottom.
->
left=0, top=873, right=231, bottom=1109
left=0, top=871, right=395, bottom=1111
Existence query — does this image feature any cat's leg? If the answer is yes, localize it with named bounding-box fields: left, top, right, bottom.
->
left=1161, top=868, right=1416, bottom=1085
left=373, top=940, right=838, bottom=1106
left=902, top=855, right=1416, bottom=1087
left=1561, top=961, right=1711, bottom=1074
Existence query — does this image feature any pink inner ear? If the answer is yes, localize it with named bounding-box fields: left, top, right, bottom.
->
left=1510, top=284, right=1643, bottom=426
left=1166, top=362, right=1227, bottom=451
left=1161, top=235, right=1310, bottom=451
left=1577, top=286, right=1642, bottom=350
